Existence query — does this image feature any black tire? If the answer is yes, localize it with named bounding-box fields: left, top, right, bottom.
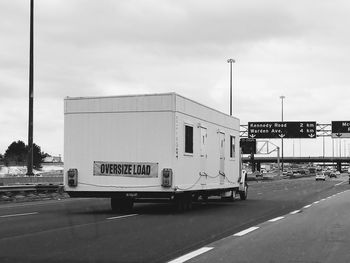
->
left=239, top=184, right=248, bottom=201
left=111, top=197, right=134, bottom=212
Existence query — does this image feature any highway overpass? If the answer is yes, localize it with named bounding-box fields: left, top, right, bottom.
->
left=242, top=156, right=350, bottom=171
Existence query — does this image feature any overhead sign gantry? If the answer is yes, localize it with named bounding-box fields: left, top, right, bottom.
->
left=248, top=121, right=317, bottom=139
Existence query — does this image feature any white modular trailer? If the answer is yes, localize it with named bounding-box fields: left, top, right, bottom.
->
left=64, top=93, right=247, bottom=209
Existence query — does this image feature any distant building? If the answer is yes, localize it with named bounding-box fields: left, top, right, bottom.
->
left=43, top=155, right=62, bottom=163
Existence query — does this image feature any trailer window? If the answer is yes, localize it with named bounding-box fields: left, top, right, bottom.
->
left=230, top=135, right=235, bottom=158
left=185, top=125, right=193, bottom=154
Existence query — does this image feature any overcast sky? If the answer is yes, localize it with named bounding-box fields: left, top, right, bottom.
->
left=1, top=0, right=350, bottom=158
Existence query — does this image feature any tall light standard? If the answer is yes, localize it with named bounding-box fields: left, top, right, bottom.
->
left=227, top=59, right=235, bottom=116
left=280, top=95, right=285, bottom=172
left=27, top=0, right=34, bottom=176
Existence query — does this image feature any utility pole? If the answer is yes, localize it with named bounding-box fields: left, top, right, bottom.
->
left=280, top=96, right=285, bottom=172
left=27, top=0, right=34, bottom=176
left=227, top=59, right=235, bottom=116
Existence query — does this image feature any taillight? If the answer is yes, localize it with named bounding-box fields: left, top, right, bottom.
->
left=67, top=168, right=78, bottom=187
left=161, top=168, right=173, bottom=187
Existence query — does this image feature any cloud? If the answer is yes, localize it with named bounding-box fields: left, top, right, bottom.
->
left=1, top=0, right=350, bottom=157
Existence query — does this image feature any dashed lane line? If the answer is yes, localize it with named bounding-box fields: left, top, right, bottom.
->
left=335, top=181, right=346, bottom=186
left=168, top=247, right=213, bottom=263
left=106, top=214, right=138, bottom=220
left=233, top=226, right=260, bottom=237
left=168, top=191, right=350, bottom=263
left=268, top=216, right=284, bottom=222
left=0, top=212, right=38, bottom=218
left=290, top=210, right=301, bottom=215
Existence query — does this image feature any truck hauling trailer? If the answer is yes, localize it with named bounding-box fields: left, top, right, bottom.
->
left=64, top=93, right=247, bottom=211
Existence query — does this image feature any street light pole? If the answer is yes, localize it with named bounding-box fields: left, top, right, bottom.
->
left=280, top=95, right=285, bottom=172
left=227, top=59, right=235, bottom=116
left=27, top=0, right=34, bottom=176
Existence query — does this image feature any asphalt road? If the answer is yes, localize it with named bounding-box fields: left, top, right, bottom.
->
left=0, top=176, right=349, bottom=263
left=187, top=183, right=350, bottom=263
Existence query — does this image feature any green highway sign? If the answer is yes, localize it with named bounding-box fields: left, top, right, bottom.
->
left=248, top=121, right=317, bottom=139
left=331, top=121, right=350, bottom=138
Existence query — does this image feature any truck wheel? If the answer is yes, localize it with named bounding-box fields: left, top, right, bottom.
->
left=111, top=197, right=134, bottom=212
left=239, top=184, right=248, bottom=201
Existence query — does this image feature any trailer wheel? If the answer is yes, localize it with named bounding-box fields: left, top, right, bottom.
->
left=111, top=197, right=134, bottom=212
left=239, top=183, right=248, bottom=201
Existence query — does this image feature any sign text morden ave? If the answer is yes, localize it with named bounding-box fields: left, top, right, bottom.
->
left=248, top=121, right=316, bottom=139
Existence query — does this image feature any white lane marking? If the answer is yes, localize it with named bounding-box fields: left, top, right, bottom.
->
left=290, top=210, right=300, bottom=215
left=168, top=247, right=213, bottom=263
left=313, top=201, right=320, bottom=204
left=233, top=226, right=260, bottom=237
left=303, top=205, right=312, bottom=209
left=106, top=214, right=138, bottom=220
left=0, top=212, right=38, bottom=218
left=335, top=181, right=346, bottom=186
left=268, top=216, right=284, bottom=222
left=320, top=198, right=326, bottom=201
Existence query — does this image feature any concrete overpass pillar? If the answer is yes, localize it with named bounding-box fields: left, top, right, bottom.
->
left=257, top=162, right=261, bottom=172
left=337, top=162, right=342, bottom=172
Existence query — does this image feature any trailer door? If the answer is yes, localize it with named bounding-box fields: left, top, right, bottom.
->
left=219, top=132, right=225, bottom=184
left=200, top=127, right=207, bottom=185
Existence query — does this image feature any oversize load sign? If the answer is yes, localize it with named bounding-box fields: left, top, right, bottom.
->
left=248, top=121, right=316, bottom=139
left=332, top=121, right=350, bottom=138
left=94, top=161, right=158, bottom=177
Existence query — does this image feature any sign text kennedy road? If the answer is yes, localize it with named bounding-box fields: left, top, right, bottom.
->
left=248, top=121, right=316, bottom=139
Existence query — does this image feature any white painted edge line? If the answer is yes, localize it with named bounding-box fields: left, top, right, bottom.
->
left=335, top=181, right=346, bottom=186
left=168, top=247, right=213, bottom=263
left=313, top=201, right=320, bottom=204
left=320, top=198, right=326, bottom=201
left=303, top=204, right=312, bottom=209
left=268, top=216, right=284, bottom=222
left=0, top=212, right=38, bottom=218
left=290, top=210, right=301, bottom=215
left=106, top=214, right=138, bottom=220
left=233, top=226, right=260, bottom=237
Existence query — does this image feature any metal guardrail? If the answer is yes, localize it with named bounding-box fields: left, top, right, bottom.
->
left=0, top=176, right=63, bottom=186
left=0, top=184, right=63, bottom=193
